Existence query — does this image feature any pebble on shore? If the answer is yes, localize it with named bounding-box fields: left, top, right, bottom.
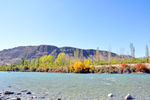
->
left=125, top=94, right=133, bottom=100
left=108, top=93, right=113, bottom=97
left=21, top=90, right=27, bottom=92
left=26, top=91, right=32, bottom=95
left=11, top=97, right=21, bottom=100
left=16, top=93, right=21, bottom=95
left=31, top=96, right=37, bottom=99
left=0, top=89, right=135, bottom=100
left=4, top=91, right=14, bottom=95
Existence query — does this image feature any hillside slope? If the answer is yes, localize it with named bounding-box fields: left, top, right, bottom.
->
left=0, top=45, right=131, bottom=65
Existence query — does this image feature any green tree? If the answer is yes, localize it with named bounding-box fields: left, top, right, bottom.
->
left=30, top=59, right=35, bottom=67
left=96, top=47, right=100, bottom=63
left=80, top=49, right=83, bottom=61
left=74, top=48, right=79, bottom=60
left=35, top=58, right=39, bottom=67
left=21, top=58, right=25, bottom=66
left=55, top=53, right=66, bottom=66
left=108, top=49, right=111, bottom=65
left=83, top=59, right=93, bottom=66
left=146, top=45, right=149, bottom=63
left=24, top=60, right=28, bottom=67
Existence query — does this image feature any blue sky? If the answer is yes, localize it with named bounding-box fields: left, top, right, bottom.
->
left=0, top=0, right=150, bottom=57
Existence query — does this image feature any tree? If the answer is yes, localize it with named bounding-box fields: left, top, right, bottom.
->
left=83, top=59, right=93, bottom=66
left=21, top=58, right=25, bottom=66
left=96, top=47, right=100, bottom=63
left=130, top=43, right=135, bottom=58
left=23, top=60, right=28, bottom=67
left=146, top=45, right=149, bottom=63
left=35, top=58, right=39, bottom=67
left=108, top=48, right=111, bottom=65
left=74, top=48, right=79, bottom=60
left=47, top=55, right=54, bottom=66
left=80, top=49, right=83, bottom=61
left=55, top=53, right=66, bottom=66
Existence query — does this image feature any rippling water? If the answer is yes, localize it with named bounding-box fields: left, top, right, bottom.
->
left=0, top=72, right=150, bottom=100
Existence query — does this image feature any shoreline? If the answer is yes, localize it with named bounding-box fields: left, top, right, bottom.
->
left=1, top=63, right=150, bottom=74
left=0, top=71, right=148, bottom=74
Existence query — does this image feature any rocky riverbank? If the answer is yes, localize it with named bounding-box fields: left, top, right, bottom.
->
left=0, top=89, right=34, bottom=100
left=0, top=85, right=64, bottom=100
left=0, top=86, right=135, bottom=100
left=0, top=90, right=61, bottom=100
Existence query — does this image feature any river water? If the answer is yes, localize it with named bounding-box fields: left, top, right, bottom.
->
left=0, top=72, right=150, bottom=100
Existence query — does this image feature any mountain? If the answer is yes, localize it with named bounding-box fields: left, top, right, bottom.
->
left=0, top=45, right=131, bottom=65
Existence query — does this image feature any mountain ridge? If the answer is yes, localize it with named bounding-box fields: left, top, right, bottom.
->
left=0, top=45, right=131, bottom=65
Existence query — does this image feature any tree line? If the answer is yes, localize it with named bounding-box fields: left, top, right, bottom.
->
left=0, top=43, right=150, bottom=73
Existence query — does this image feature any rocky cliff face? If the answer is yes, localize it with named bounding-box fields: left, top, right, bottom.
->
left=0, top=45, right=131, bottom=65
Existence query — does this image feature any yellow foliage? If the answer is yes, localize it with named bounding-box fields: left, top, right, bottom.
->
left=83, top=59, right=93, bottom=66
left=70, top=61, right=94, bottom=73
left=73, top=62, right=85, bottom=73
left=69, top=64, right=74, bottom=72
left=89, top=65, right=95, bottom=73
